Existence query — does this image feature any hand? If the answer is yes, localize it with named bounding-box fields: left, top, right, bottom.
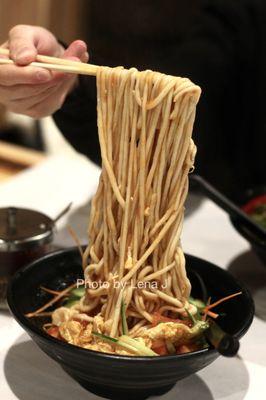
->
left=0, top=25, right=88, bottom=118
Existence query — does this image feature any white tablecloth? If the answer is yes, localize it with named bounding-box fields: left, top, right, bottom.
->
left=0, top=156, right=265, bottom=400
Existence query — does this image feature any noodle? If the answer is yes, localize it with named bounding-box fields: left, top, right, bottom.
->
left=46, top=66, right=202, bottom=354
left=82, top=67, right=201, bottom=337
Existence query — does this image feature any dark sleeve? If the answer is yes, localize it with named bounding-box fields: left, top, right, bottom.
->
left=53, top=74, right=101, bottom=166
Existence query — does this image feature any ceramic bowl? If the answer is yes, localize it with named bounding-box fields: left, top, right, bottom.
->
left=7, top=248, right=254, bottom=399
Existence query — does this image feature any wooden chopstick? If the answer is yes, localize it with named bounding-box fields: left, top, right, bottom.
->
left=0, top=47, right=98, bottom=76
left=0, top=140, right=45, bottom=166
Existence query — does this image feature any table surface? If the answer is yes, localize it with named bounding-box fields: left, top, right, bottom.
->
left=0, top=173, right=266, bottom=400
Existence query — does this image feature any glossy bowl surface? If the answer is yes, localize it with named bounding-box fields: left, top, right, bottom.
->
left=7, top=248, right=254, bottom=399
left=230, top=185, right=266, bottom=265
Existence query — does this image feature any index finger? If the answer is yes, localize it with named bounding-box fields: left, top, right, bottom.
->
left=0, top=63, right=53, bottom=85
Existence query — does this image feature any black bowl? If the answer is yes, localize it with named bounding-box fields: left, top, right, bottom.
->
left=230, top=185, right=266, bottom=265
left=7, top=248, right=254, bottom=400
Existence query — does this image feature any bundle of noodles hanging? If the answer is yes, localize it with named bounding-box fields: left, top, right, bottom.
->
left=46, top=67, right=209, bottom=356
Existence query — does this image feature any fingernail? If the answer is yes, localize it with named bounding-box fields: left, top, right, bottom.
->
left=36, top=71, right=50, bottom=82
left=15, top=48, right=31, bottom=61
left=81, top=52, right=89, bottom=63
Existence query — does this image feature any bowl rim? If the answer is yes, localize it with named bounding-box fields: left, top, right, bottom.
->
left=230, top=216, right=266, bottom=247
left=229, top=185, right=266, bottom=248
left=7, top=247, right=255, bottom=363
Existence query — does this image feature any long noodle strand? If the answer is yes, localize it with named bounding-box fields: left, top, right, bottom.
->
left=61, top=67, right=201, bottom=339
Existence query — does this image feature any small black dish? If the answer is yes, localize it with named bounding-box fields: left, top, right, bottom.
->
left=7, top=248, right=254, bottom=400
left=230, top=185, right=266, bottom=265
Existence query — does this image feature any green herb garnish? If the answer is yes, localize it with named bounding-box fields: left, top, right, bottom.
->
left=70, top=286, right=86, bottom=298
left=185, top=307, right=198, bottom=326
left=121, top=299, right=128, bottom=335
left=92, top=331, right=118, bottom=344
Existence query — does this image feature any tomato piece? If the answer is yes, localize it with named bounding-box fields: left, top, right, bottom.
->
left=47, top=326, right=60, bottom=339
left=155, top=346, right=168, bottom=355
left=151, top=340, right=168, bottom=355
left=242, top=194, right=266, bottom=214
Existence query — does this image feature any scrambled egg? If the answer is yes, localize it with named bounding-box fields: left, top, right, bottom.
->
left=59, top=321, right=83, bottom=345
left=83, top=341, right=114, bottom=354
left=51, top=308, right=208, bottom=354
left=78, top=324, right=93, bottom=346
left=52, top=307, right=79, bottom=326
left=141, top=321, right=208, bottom=345
left=93, top=315, right=104, bottom=333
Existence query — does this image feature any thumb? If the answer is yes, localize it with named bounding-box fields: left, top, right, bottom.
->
left=9, top=25, right=37, bottom=65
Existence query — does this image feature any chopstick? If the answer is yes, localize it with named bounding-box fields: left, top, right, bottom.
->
left=190, top=174, right=266, bottom=240
left=0, top=140, right=45, bottom=166
left=0, top=47, right=98, bottom=76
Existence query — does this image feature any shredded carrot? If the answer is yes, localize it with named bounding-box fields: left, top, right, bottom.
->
left=67, top=225, right=84, bottom=259
left=28, top=311, right=53, bottom=318
left=40, top=286, right=61, bottom=295
left=202, top=298, right=211, bottom=321
left=25, top=282, right=77, bottom=318
left=204, top=292, right=242, bottom=311
left=206, top=310, right=219, bottom=319
left=202, top=292, right=242, bottom=321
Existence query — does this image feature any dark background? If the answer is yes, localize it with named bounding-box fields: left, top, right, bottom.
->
left=54, top=0, right=266, bottom=201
